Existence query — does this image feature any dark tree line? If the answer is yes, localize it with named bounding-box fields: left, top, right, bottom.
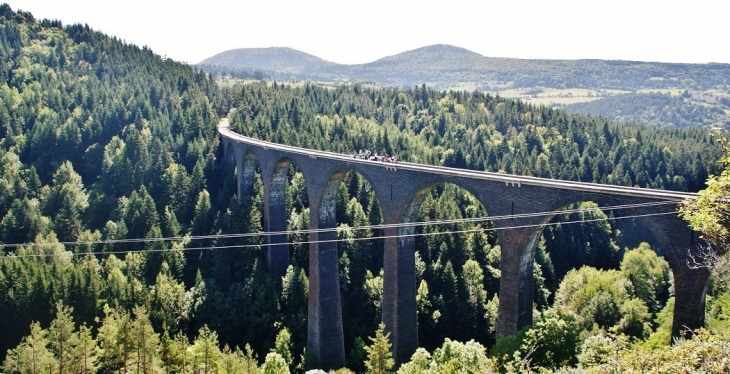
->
left=1, top=4, right=729, bottom=372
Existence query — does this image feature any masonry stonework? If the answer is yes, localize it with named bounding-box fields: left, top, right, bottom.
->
left=221, top=123, right=708, bottom=369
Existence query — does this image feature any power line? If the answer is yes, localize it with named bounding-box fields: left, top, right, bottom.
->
left=0, top=200, right=678, bottom=250
left=3, top=210, right=679, bottom=259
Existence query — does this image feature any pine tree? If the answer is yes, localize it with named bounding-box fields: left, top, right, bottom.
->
left=191, top=325, right=222, bottom=374
left=2, top=322, right=56, bottom=374
left=129, top=306, right=160, bottom=374
left=96, top=305, right=133, bottom=373
left=70, top=324, right=96, bottom=374
left=160, top=330, right=191, bottom=374
left=47, top=302, right=77, bottom=374
left=363, top=322, right=394, bottom=374
left=272, top=328, right=293, bottom=370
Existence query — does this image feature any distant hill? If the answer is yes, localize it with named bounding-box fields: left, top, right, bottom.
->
left=199, top=47, right=337, bottom=77
left=198, top=44, right=730, bottom=128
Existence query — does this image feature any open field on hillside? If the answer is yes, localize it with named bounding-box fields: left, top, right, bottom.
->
left=496, top=88, right=627, bottom=106
left=636, top=88, right=684, bottom=95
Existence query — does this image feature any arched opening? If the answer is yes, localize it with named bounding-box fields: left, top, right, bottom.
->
left=534, top=198, right=675, bottom=339
left=541, top=201, right=666, bottom=284
left=303, top=164, right=390, bottom=369
left=224, top=141, right=236, bottom=166
left=239, top=149, right=259, bottom=199
left=408, top=182, right=499, bottom=351
left=274, top=160, right=310, bottom=366
left=282, top=161, right=310, bottom=271
left=335, top=170, right=386, bottom=367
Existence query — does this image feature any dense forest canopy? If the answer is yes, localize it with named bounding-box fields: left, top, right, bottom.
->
left=1, top=4, right=729, bottom=373
left=225, top=81, right=720, bottom=191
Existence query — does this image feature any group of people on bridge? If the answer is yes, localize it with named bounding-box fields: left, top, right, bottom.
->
left=354, top=149, right=397, bottom=163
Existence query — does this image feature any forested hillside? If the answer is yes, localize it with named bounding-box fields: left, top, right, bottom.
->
left=1, top=4, right=729, bottom=373
left=201, top=44, right=730, bottom=92
left=201, top=44, right=730, bottom=129
left=225, top=82, right=719, bottom=191
left=563, top=91, right=729, bottom=128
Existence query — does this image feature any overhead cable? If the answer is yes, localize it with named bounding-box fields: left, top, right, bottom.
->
left=3, top=210, right=678, bottom=259
left=0, top=200, right=678, bottom=250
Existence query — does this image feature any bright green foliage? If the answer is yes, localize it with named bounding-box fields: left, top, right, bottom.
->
left=261, top=352, right=290, bottom=374
left=554, top=267, right=629, bottom=332
left=620, top=242, right=671, bottom=314
left=364, top=270, right=384, bottom=317
left=364, top=323, right=394, bottom=374
left=395, top=348, right=432, bottom=374
left=680, top=133, right=730, bottom=250
left=44, top=161, right=89, bottom=242
left=0, top=4, right=727, bottom=370
left=335, top=172, right=384, bottom=347
left=644, top=297, right=675, bottom=349
left=708, top=293, right=730, bottom=333
left=680, top=132, right=730, bottom=292
left=430, top=339, right=495, bottom=373
left=272, top=328, right=293, bottom=369
left=614, top=298, right=652, bottom=339
left=521, top=308, right=581, bottom=369
left=0, top=196, right=50, bottom=245
left=3, top=322, right=55, bottom=374
left=48, top=303, right=77, bottom=374
left=552, top=245, right=669, bottom=340
left=128, top=306, right=160, bottom=374
left=96, top=305, right=133, bottom=373
left=221, top=344, right=261, bottom=374
left=191, top=189, right=213, bottom=236
left=191, top=325, right=222, bottom=374
left=148, top=262, right=188, bottom=334
left=577, top=332, right=626, bottom=369
left=462, top=259, right=490, bottom=336
left=397, top=339, right=497, bottom=374
left=228, top=82, right=719, bottom=191
left=279, top=265, right=308, bottom=363
left=588, top=329, right=730, bottom=373
left=66, top=254, right=103, bottom=327
left=70, top=324, right=97, bottom=374
left=160, top=330, right=191, bottom=374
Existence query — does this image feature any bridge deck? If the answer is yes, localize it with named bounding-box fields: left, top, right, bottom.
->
left=219, top=118, right=696, bottom=202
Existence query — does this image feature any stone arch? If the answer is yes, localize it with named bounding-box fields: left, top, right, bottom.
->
left=340, top=169, right=390, bottom=357
left=307, top=167, right=349, bottom=370
left=307, top=164, right=391, bottom=369
left=264, top=157, right=295, bottom=278
left=238, top=149, right=260, bottom=201
left=382, top=180, right=438, bottom=365
left=317, top=168, right=350, bottom=229
left=224, top=141, right=236, bottom=166
left=498, top=189, right=708, bottom=340
left=545, top=192, right=709, bottom=338
left=385, top=178, right=497, bottom=362
left=541, top=192, right=676, bottom=256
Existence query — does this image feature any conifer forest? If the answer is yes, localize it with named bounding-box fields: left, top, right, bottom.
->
left=1, top=5, right=729, bottom=373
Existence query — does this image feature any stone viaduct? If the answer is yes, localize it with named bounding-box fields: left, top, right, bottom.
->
left=219, top=119, right=708, bottom=369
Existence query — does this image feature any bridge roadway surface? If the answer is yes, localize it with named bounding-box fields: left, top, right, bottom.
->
left=219, top=118, right=707, bottom=370
left=220, top=118, right=696, bottom=202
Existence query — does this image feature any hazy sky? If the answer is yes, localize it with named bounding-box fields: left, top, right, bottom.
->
left=7, top=0, right=729, bottom=65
